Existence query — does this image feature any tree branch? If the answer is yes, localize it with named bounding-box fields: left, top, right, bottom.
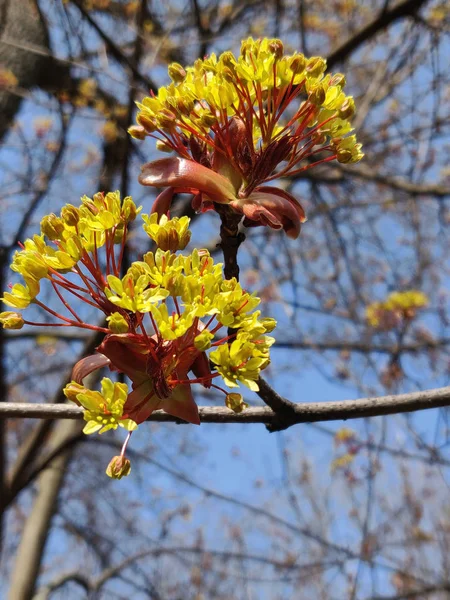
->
left=272, top=337, right=450, bottom=355
left=1, top=386, right=450, bottom=431
left=296, top=164, right=450, bottom=200
left=339, top=163, right=450, bottom=198
left=7, top=419, right=82, bottom=600
left=326, top=0, right=429, bottom=68
left=367, top=583, right=450, bottom=600
left=70, top=0, right=157, bottom=92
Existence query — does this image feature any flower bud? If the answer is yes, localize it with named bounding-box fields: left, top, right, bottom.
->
left=136, top=113, right=157, bottom=133
left=41, top=214, right=65, bottom=240
left=289, top=54, right=306, bottom=74
left=155, top=140, right=173, bottom=153
left=193, top=58, right=204, bottom=74
left=0, top=311, right=24, bottom=329
left=64, top=235, right=83, bottom=261
left=143, top=214, right=191, bottom=252
left=309, top=84, right=326, bottom=106
left=127, top=125, right=146, bottom=140
left=221, top=66, right=236, bottom=83
left=194, top=330, right=213, bottom=351
left=260, top=317, right=277, bottom=333
left=106, top=312, right=129, bottom=333
left=330, top=73, right=346, bottom=87
left=221, top=51, right=236, bottom=69
left=113, top=222, right=125, bottom=244
left=157, top=108, right=177, bottom=130
left=313, top=131, right=327, bottom=145
left=306, top=56, right=327, bottom=78
left=92, top=192, right=105, bottom=205
left=268, top=39, right=284, bottom=60
left=240, top=39, right=253, bottom=60
left=122, top=197, right=139, bottom=222
left=61, top=204, right=80, bottom=226
left=128, top=262, right=147, bottom=278
left=168, top=62, right=187, bottom=83
left=198, top=112, right=217, bottom=128
left=63, top=381, right=86, bottom=404
left=176, top=96, right=194, bottom=116
left=106, top=455, right=131, bottom=479
left=336, top=149, right=354, bottom=163
left=225, top=393, right=249, bottom=414
left=338, top=97, right=355, bottom=120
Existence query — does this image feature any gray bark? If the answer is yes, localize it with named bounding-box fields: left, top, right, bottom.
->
left=7, top=418, right=82, bottom=600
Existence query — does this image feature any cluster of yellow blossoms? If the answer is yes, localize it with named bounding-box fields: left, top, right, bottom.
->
left=3, top=192, right=140, bottom=309
left=130, top=37, right=363, bottom=240
left=1, top=192, right=276, bottom=476
left=130, top=37, right=363, bottom=169
left=366, top=290, right=429, bottom=329
left=1, top=39, right=366, bottom=479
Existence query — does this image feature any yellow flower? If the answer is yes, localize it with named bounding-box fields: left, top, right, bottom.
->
left=64, top=377, right=137, bottom=435
left=142, top=213, right=191, bottom=252
left=101, top=120, right=119, bottom=143
left=78, top=78, right=97, bottom=100
left=331, top=453, right=355, bottom=473
left=225, top=393, right=248, bottom=413
left=79, top=192, right=126, bottom=232
left=334, top=428, right=356, bottom=445
left=182, top=272, right=221, bottom=318
left=2, top=283, right=35, bottom=309
left=40, top=214, right=65, bottom=240
left=106, top=312, right=129, bottom=333
left=215, top=279, right=260, bottom=327
left=332, top=135, right=364, bottom=164
left=366, top=302, right=383, bottom=328
left=182, top=249, right=221, bottom=278
left=149, top=303, right=196, bottom=340
left=194, top=329, right=214, bottom=351
left=366, top=290, right=429, bottom=329
left=134, top=38, right=363, bottom=175
left=385, top=290, right=429, bottom=311
left=139, top=249, right=184, bottom=295
left=210, top=337, right=270, bottom=391
left=1, top=188, right=279, bottom=453
left=0, top=311, right=24, bottom=329
left=106, top=455, right=132, bottom=479
left=105, top=270, right=169, bottom=313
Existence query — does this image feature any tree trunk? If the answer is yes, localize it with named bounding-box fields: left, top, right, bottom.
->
left=7, top=418, right=82, bottom=600
left=0, top=0, right=50, bottom=140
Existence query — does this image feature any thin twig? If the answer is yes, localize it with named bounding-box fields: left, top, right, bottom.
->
left=1, top=386, right=450, bottom=432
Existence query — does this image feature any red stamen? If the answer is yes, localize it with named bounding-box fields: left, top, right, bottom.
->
left=175, top=372, right=221, bottom=385
left=51, top=280, right=83, bottom=322
left=116, top=219, right=128, bottom=277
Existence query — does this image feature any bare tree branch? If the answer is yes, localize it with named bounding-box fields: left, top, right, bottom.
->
left=326, top=0, right=429, bottom=68
left=339, top=163, right=450, bottom=198
left=70, top=0, right=157, bottom=92
left=1, top=386, right=450, bottom=431
left=272, top=338, right=450, bottom=354
left=367, top=583, right=450, bottom=600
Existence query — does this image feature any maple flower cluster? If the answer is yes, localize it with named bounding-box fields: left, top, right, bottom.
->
left=0, top=191, right=276, bottom=478
left=129, top=37, right=363, bottom=239
left=366, top=290, right=429, bottom=330
left=1, top=38, right=367, bottom=480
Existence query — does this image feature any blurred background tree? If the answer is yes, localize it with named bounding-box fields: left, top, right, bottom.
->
left=1, top=0, right=450, bottom=598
